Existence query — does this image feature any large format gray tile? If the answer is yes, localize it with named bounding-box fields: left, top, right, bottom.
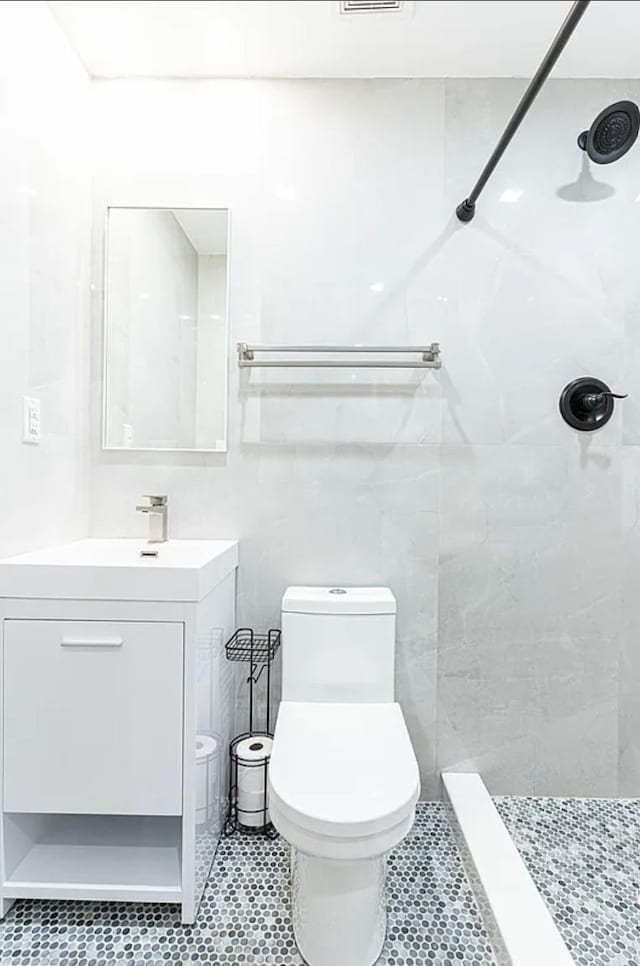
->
left=619, top=446, right=640, bottom=795
left=88, top=76, right=639, bottom=804
left=436, top=638, right=537, bottom=795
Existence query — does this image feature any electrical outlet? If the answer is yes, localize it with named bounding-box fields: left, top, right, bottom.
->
left=22, top=396, right=41, bottom=444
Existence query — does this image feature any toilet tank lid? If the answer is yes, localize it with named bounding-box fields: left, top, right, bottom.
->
left=282, top=586, right=396, bottom=615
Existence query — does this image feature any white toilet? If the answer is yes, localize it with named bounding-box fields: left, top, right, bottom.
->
left=268, top=586, right=420, bottom=966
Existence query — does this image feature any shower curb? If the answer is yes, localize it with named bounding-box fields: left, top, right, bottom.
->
left=442, top=772, right=574, bottom=966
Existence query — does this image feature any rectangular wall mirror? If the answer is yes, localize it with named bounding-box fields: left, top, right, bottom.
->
left=103, top=206, right=229, bottom=452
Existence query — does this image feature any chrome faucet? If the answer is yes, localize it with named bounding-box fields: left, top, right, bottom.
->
left=136, top=495, right=168, bottom=543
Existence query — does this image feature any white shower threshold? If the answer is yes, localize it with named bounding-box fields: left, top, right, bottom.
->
left=443, top=771, right=574, bottom=966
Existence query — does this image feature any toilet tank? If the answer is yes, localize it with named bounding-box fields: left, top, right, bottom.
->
left=281, top=586, right=396, bottom=702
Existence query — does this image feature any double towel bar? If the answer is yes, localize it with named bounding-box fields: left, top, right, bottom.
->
left=237, top=343, right=441, bottom=369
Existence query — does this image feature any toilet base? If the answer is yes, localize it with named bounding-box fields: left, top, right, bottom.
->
left=290, top=849, right=387, bottom=966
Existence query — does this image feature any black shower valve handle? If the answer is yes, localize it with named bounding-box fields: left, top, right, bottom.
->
left=560, top=377, right=627, bottom=432
left=582, top=390, right=628, bottom=410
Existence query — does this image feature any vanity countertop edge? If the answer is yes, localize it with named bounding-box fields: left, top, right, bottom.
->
left=0, top=538, right=239, bottom=603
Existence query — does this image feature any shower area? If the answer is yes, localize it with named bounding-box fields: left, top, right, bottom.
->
left=436, top=4, right=640, bottom=962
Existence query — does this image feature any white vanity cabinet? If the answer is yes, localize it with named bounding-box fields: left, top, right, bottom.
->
left=0, top=539, right=238, bottom=924
left=4, top=620, right=184, bottom=815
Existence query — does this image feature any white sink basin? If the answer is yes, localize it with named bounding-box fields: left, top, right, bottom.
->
left=0, top=539, right=238, bottom=602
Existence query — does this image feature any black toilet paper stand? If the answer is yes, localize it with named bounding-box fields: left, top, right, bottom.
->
left=223, top=628, right=281, bottom=837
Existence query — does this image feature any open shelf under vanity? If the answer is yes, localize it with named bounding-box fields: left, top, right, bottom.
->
left=3, top=813, right=182, bottom=904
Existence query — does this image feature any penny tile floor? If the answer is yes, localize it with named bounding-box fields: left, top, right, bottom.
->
left=0, top=803, right=495, bottom=965
left=496, top=796, right=640, bottom=966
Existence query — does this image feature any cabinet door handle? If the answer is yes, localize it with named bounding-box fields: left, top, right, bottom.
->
left=60, top=636, right=124, bottom=648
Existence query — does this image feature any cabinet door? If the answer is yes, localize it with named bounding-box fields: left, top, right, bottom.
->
left=3, top=620, right=183, bottom=815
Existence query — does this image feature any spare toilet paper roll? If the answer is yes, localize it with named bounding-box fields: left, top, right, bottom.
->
left=196, top=734, right=219, bottom=762
left=196, top=734, right=220, bottom=826
left=236, top=736, right=273, bottom=828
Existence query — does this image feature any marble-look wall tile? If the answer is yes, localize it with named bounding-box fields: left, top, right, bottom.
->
left=90, top=77, right=638, bottom=798
left=619, top=447, right=640, bottom=795
left=442, top=79, right=628, bottom=449
left=90, top=79, right=443, bottom=795
left=396, top=641, right=437, bottom=799
left=437, top=637, right=537, bottom=795
left=439, top=85, right=629, bottom=807
left=438, top=443, right=621, bottom=796
left=534, top=634, right=619, bottom=797
left=438, top=445, right=621, bottom=651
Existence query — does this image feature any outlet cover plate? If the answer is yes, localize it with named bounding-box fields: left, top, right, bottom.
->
left=22, top=396, right=41, bottom=444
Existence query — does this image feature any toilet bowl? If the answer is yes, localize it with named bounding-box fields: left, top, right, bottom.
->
left=268, top=587, right=420, bottom=966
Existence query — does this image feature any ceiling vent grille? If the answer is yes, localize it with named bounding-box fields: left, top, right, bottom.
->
left=340, top=0, right=404, bottom=13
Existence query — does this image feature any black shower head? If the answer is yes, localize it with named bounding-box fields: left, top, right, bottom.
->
left=577, top=100, right=640, bottom=164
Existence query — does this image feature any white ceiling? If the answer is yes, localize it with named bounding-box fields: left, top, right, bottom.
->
left=173, top=209, right=228, bottom=255
left=48, top=1, right=640, bottom=80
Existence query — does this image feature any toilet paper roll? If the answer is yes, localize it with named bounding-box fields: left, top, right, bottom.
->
left=196, top=734, right=220, bottom=828
left=236, top=736, right=273, bottom=828
left=196, top=734, right=219, bottom=762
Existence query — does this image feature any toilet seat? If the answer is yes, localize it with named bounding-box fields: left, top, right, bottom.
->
left=268, top=701, right=420, bottom=861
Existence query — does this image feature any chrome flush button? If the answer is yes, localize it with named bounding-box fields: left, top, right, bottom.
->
left=329, top=588, right=347, bottom=594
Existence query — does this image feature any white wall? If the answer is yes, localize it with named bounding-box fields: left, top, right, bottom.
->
left=0, top=1, right=90, bottom=557
left=89, top=77, right=640, bottom=799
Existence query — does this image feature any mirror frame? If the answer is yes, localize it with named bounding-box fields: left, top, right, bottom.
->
left=102, top=204, right=231, bottom=453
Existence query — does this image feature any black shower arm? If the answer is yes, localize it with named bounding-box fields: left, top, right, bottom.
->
left=455, top=0, right=591, bottom=223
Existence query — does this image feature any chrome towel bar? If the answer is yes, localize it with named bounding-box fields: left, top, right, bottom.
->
left=237, top=343, right=441, bottom=369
